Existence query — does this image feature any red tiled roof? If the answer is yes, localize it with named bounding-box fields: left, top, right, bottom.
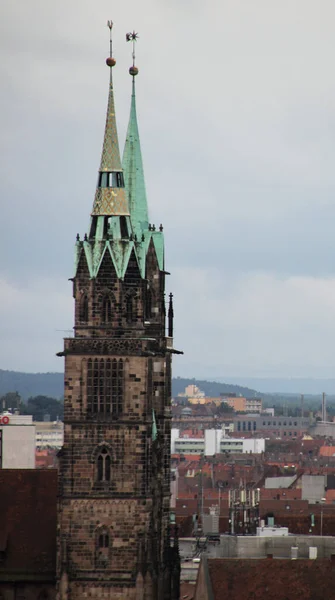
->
left=204, top=558, right=335, bottom=600
left=320, top=446, right=335, bottom=457
left=0, top=469, right=57, bottom=576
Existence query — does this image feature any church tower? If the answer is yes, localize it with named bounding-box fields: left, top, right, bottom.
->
left=56, top=24, right=180, bottom=600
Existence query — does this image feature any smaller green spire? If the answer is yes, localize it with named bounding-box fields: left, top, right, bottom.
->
left=122, top=35, right=149, bottom=237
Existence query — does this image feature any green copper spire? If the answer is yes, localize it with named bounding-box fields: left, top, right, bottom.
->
left=92, top=21, right=129, bottom=217
left=122, top=32, right=149, bottom=237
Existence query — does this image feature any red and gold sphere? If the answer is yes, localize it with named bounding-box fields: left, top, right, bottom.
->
left=106, top=57, right=116, bottom=67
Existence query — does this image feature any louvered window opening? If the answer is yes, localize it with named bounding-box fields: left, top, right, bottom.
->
left=98, top=171, right=124, bottom=188
left=87, top=358, right=124, bottom=415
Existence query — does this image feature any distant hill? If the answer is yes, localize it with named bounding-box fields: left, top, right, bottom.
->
left=172, top=377, right=259, bottom=399
left=0, top=370, right=259, bottom=401
left=0, top=370, right=64, bottom=400
left=215, top=377, right=335, bottom=396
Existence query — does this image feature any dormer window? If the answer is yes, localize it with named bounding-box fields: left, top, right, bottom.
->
left=98, top=172, right=124, bottom=188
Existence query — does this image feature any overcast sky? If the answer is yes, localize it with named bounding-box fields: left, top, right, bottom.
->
left=2, top=0, right=335, bottom=380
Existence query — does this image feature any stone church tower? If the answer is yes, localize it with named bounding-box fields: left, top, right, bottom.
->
left=56, top=25, right=180, bottom=600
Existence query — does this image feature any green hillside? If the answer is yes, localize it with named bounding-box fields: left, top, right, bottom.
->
left=0, top=370, right=259, bottom=401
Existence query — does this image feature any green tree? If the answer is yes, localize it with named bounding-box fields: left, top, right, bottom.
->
left=0, top=391, right=22, bottom=411
left=22, top=395, right=64, bottom=421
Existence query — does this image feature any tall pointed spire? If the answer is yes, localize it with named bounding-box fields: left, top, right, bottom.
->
left=91, top=21, right=129, bottom=217
left=122, top=32, right=149, bottom=237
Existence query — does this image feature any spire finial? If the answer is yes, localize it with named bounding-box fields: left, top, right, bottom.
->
left=106, top=20, right=116, bottom=67
left=126, top=31, right=139, bottom=77
left=91, top=21, right=129, bottom=218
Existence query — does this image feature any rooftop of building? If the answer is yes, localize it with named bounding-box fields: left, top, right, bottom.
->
left=197, top=557, right=335, bottom=600
left=0, top=469, right=57, bottom=579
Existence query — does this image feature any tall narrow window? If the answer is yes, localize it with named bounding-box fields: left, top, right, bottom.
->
left=126, top=296, right=133, bottom=323
left=116, top=172, right=124, bottom=187
left=80, top=294, right=89, bottom=322
left=87, top=359, right=93, bottom=413
left=117, top=359, right=123, bottom=415
left=99, top=532, right=109, bottom=548
left=105, top=359, right=111, bottom=414
left=111, top=359, right=118, bottom=415
left=145, top=289, right=152, bottom=320
left=93, top=359, right=99, bottom=414
left=98, top=172, right=108, bottom=187
left=96, top=527, right=110, bottom=568
left=99, top=359, right=105, bottom=413
left=97, top=447, right=111, bottom=482
left=102, top=295, right=112, bottom=323
left=120, top=216, right=128, bottom=239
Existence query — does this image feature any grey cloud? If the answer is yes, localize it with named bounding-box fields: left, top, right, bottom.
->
left=1, top=0, right=335, bottom=376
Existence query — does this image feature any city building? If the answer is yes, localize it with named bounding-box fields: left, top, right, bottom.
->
left=35, top=421, right=64, bottom=449
left=234, top=415, right=311, bottom=437
left=56, top=27, right=180, bottom=600
left=178, top=384, right=205, bottom=399
left=172, top=428, right=265, bottom=456
left=0, top=412, right=35, bottom=468
left=188, top=396, right=221, bottom=405
left=222, top=395, right=263, bottom=413
left=220, top=437, right=265, bottom=454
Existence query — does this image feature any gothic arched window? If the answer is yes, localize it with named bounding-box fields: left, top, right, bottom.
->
left=102, top=295, right=112, bottom=323
left=95, top=526, right=110, bottom=568
left=79, top=294, right=89, bottom=322
left=97, top=447, right=111, bottom=482
left=87, top=358, right=124, bottom=416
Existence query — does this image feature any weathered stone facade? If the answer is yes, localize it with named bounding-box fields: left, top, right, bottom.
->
left=56, top=32, right=180, bottom=600
left=57, top=261, right=179, bottom=599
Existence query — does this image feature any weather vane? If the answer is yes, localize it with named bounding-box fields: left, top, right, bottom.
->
left=126, top=31, right=139, bottom=77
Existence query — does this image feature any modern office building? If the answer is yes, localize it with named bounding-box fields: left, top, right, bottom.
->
left=0, top=412, right=35, bottom=468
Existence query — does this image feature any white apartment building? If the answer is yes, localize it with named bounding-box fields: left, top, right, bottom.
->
left=245, top=398, right=263, bottom=413
left=0, top=412, right=35, bottom=468
left=172, top=428, right=265, bottom=456
left=220, top=437, right=265, bottom=454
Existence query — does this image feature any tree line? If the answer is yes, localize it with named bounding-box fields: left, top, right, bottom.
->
left=0, top=391, right=64, bottom=421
